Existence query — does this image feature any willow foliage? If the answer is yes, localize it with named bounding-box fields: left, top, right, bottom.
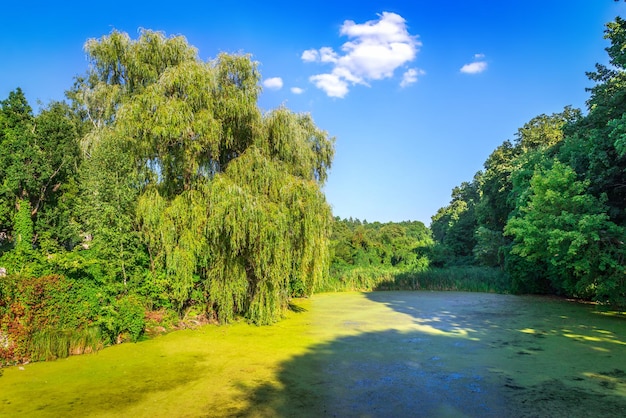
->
left=76, top=30, right=334, bottom=324
left=204, top=148, right=332, bottom=323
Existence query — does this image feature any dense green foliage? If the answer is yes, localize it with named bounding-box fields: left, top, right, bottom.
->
left=0, top=274, right=103, bottom=362
left=330, top=217, right=432, bottom=270
left=432, top=17, right=626, bottom=306
left=0, top=30, right=334, bottom=364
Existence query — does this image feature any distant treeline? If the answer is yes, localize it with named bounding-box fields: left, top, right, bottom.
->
left=317, top=217, right=430, bottom=291
left=320, top=217, right=508, bottom=294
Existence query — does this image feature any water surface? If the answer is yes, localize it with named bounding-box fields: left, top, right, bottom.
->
left=1, top=291, right=625, bottom=417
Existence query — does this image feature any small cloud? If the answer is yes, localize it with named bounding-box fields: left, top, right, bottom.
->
left=303, top=12, right=421, bottom=98
left=460, top=54, right=487, bottom=74
left=400, top=68, right=425, bottom=87
left=291, top=87, right=304, bottom=94
left=460, top=61, right=487, bottom=74
left=301, top=49, right=319, bottom=62
left=310, top=73, right=349, bottom=98
left=302, top=47, right=339, bottom=64
left=319, top=47, right=339, bottom=63
left=263, top=77, right=284, bottom=90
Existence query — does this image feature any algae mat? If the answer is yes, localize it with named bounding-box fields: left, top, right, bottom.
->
left=1, top=291, right=626, bottom=417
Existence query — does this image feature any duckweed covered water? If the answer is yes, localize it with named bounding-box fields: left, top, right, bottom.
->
left=1, top=291, right=625, bottom=417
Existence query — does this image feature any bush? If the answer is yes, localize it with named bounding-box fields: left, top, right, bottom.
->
left=99, top=294, right=146, bottom=344
left=0, top=274, right=103, bottom=365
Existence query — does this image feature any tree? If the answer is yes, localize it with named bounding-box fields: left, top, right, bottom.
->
left=0, top=90, right=81, bottom=255
left=329, top=218, right=432, bottom=271
left=474, top=140, right=519, bottom=235
left=0, top=88, right=36, bottom=240
left=31, top=102, right=82, bottom=252
left=569, top=17, right=626, bottom=223
left=78, top=130, right=142, bottom=288
left=472, top=108, right=580, bottom=268
left=430, top=176, right=480, bottom=265
left=429, top=17, right=626, bottom=305
left=73, top=30, right=335, bottom=323
left=505, top=161, right=625, bottom=302
left=515, top=107, right=580, bottom=153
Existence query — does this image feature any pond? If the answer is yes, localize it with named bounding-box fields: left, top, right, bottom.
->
left=1, top=291, right=625, bottom=417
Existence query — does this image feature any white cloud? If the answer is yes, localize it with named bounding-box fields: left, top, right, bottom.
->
left=460, top=54, right=488, bottom=74
left=302, top=12, right=421, bottom=97
left=319, top=47, right=339, bottom=63
left=400, top=68, right=425, bottom=87
left=263, top=77, right=284, bottom=90
left=291, top=87, right=304, bottom=94
left=310, top=73, right=349, bottom=98
left=301, top=49, right=319, bottom=62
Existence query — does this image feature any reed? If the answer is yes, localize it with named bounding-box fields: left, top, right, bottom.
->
left=389, top=266, right=510, bottom=293
left=317, top=265, right=510, bottom=294
left=29, top=326, right=103, bottom=361
left=316, top=266, right=400, bottom=292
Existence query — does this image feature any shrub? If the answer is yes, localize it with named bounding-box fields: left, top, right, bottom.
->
left=0, top=274, right=103, bottom=365
left=99, top=294, right=146, bottom=344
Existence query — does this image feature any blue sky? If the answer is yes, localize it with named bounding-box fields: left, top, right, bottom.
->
left=2, top=1, right=625, bottom=225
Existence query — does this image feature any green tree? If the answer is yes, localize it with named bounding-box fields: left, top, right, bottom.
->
left=430, top=176, right=480, bottom=265
left=31, top=102, right=82, bottom=252
left=0, top=90, right=81, bottom=255
left=13, top=198, right=34, bottom=256
left=505, top=161, right=625, bottom=302
left=431, top=18, right=626, bottom=304
left=73, top=30, right=335, bottom=324
left=515, top=107, right=580, bottom=153
left=329, top=218, right=431, bottom=271
left=0, top=88, right=36, bottom=239
left=565, top=17, right=626, bottom=223
left=78, top=130, right=142, bottom=288
left=473, top=108, right=580, bottom=268
left=474, top=140, right=519, bottom=235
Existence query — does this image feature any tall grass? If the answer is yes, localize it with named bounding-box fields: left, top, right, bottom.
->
left=315, top=266, right=399, bottom=293
left=387, top=266, right=510, bottom=293
left=29, top=326, right=103, bottom=361
left=316, top=265, right=510, bottom=294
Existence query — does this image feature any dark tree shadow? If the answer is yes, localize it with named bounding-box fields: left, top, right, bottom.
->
left=240, top=328, right=512, bottom=417
left=240, top=291, right=626, bottom=417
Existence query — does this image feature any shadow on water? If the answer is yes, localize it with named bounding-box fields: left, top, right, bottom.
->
left=242, top=291, right=626, bottom=417
left=242, top=328, right=513, bottom=417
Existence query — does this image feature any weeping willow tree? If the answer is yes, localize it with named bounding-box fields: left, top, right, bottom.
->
left=73, top=29, right=334, bottom=324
